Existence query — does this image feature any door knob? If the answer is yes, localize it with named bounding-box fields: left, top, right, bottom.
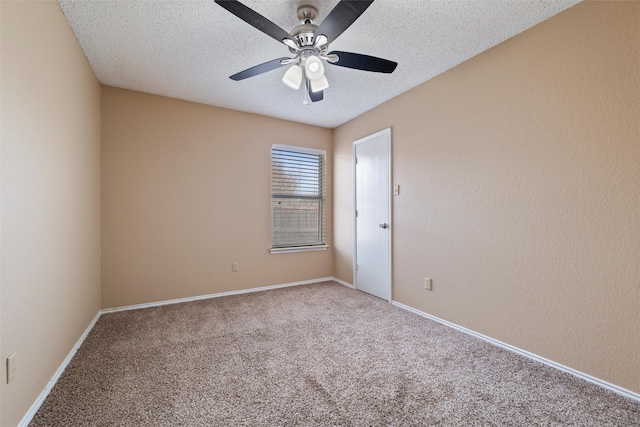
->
left=379, top=223, right=388, bottom=229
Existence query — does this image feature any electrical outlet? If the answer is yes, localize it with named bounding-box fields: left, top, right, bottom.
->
left=424, top=277, right=432, bottom=291
left=6, top=353, right=16, bottom=384
left=232, top=262, right=238, bottom=272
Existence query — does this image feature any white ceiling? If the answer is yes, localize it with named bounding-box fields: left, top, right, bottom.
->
left=58, top=0, right=581, bottom=129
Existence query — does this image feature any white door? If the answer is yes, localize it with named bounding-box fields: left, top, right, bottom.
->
left=354, top=128, right=391, bottom=301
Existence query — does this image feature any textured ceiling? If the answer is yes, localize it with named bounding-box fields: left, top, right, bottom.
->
left=58, top=0, right=581, bottom=128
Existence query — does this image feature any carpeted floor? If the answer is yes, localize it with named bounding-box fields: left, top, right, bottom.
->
left=31, top=281, right=639, bottom=426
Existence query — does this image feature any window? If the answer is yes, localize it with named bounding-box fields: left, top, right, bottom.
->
left=271, top=144, right=327, bottom=253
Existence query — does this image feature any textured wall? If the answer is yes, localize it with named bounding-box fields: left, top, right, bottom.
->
left=333, top=1, right=639, bottom=393
left=101, top=87, right=333, bottom=308
left=0, top=1, right=102, bottom=425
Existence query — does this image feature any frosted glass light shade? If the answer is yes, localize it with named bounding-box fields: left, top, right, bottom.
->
left=282, top=65, right=302, bottom=89
left=310, top=75, right=329, bottom=93
left=304, top=56, right=325, bottom=80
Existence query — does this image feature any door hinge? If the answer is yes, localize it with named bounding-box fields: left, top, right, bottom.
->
left=355, top=264, right=358, bottom=271
left=355, top=210, right=358, bottom=217
left=355, top=157, right=358, bottom=164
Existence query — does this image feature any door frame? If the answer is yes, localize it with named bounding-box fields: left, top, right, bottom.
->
left=352, top=127, right=392, bottom=302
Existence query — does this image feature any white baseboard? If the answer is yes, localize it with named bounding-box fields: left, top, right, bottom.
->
left=18, top=311, right=102, bottom=427
left=332, top=277, right=355, bottom=288
left=101, top=277, right=336, bottom=313
left=391, top=300, right=640, bottom=403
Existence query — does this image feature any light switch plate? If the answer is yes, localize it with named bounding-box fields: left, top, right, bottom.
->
left=6, top=353, right=16, bottom=383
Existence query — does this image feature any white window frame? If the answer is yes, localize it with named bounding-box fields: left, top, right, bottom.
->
left=270, top=144, right=328, bottom=254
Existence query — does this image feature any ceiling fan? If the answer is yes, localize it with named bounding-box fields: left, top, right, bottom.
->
left=215, top=0, right=398, bottom=104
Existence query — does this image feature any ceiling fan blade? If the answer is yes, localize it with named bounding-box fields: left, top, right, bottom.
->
left=215, top=0, right=293, bottom=44
left=310, top=89, right=324, bottom=103
left=306, top=79, right=323, bottom=103
left=328, top=51, right=397, bottom=73
left=314, top=0, right=374, bottom=44
left=230, top=57, right=290, bottom=81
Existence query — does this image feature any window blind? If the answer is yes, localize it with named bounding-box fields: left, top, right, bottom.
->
left=271, top=146, right=326, bottom=249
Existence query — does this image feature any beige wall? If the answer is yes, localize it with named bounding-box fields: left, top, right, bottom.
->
left=0, top=1, right=102, bottom=425
left=2, top=1, right=638, bottom=423
left=334, top=0, right=639, bottom=393
left=101, top=87, right=333, bottom=308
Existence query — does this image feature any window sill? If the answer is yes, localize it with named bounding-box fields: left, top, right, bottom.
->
left=270, top=245, right=329, bottom=254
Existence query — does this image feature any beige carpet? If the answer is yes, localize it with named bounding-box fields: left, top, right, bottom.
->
left=31, top=281, right=639, bottom=426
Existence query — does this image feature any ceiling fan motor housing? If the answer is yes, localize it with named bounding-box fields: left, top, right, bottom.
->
left=291, top=25, right=318, bottom=47
left=293, top=5, right=319, bottom=47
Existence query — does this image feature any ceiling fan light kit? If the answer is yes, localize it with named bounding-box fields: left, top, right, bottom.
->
left=310, top=74, right=329, bottom=93
left=282, top=65, right=303, bottom=90
left=215, top=0, right=398, bottom=104
left=304, top=56, right=325, bottom=80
